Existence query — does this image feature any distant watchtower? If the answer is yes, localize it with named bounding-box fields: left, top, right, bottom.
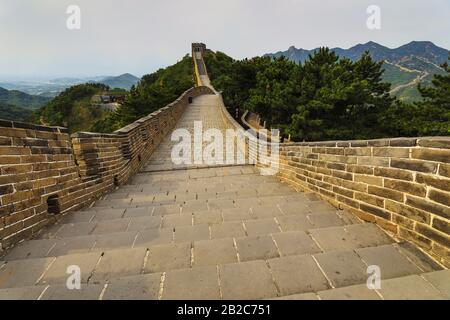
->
left=192, top=43, right=206, bottom=59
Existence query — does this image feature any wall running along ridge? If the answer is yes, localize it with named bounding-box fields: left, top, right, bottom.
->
left=0, top=86, right=214, bottom=253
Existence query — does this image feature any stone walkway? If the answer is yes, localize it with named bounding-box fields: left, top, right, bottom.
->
left=0, top=56, right=448, bottom=300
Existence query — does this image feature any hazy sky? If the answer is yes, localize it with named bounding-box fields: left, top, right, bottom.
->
left=1, top=0, right=449, bottom=79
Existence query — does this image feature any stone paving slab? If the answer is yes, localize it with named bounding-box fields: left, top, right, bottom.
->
left=128, top=216, right=162, bottom=231
left=309, top=226, right=362, bottom=251
left=318, top=284, right=381, bottom=300
left=4, top=239, right=57, bottom=261
left=377, top=275, right=445, bottom=300
left=194, top=210, right=223, bottom=225
left=90, top=248, right=147, bottom=283
left=48, top=235, right=96, bottom=256
left=211, top=221, right=246, bottom=239
left=0, top=285, right=46, bottom=300
left=272, top=292, right=318, bottom=300
left=39, top=252, right=101, bottom=285
left=356, top=244, right=422, bottom=279
left=244, top=218, right=281, bottom=236
left=41, top=284, right=104, bottom=300
left=235, top=235, right=279, bottom=262
left=92, top=231, right=138, bottom=251
left=134, top=228, right=173, bottom=247
left=162, top=266, right=220, bottom=300
left=272, top=231, right=322, bottom=256
left=313, top=250, right=368, bottom=288
left=0, top=257, right=55, bottom=289
left=421, top=270, right=450, bottom=298
left=145, top=243, right=191, bottom=273
left=103, top=273, right=161, bottom=300
left=219, top=260, right=278, bottom=300
left=268, top=255, right=330, bottom=295
left=193, top=238, right=238, bottom=267
left=175, top=225, right=210, bottom=242
left=277, top=215, right=314, bottom=232
left=162, top=214, right=192, bottom=228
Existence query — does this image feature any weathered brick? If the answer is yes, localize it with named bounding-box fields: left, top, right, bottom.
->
left=438, top=163, right=450, bottom=178
left=417, top=138, right=450, bottom=149
left=332, top=186, right=354, bottom=198
left=0, top=136, right=11, bottom=145
left=372, top=147, right=410, bottom=158
left=354, top=174, right=382, bottom=186
left=389, top=138, right=417, bottom=147
left=347, top=165, right=373, bottom=175
left=0, top=127, right=27, bottom=138
left=432, top=218, right=450, bottom=235
left=373, top=167, right=413, bottom=181
left=326, top=162, right=346, bottom=171
left=406, top=195, right=450, bottom=220
left=391, top=159, right=438, bottom=173
left=368, top=185, right=403, bottom=202
left=416, top=173, right=450, bottom=192
left=385, top=200, right=430, bottom=224
left=355, top=192, right=384, bottom=207
left=383, top=179, right=427, bottom=197
left=336, top=195, right=360, bottom=209
left=0, top=146, right=31, bottom=156
left=331, top=170, right=353, bottom=181
left=360, top=203, right=391, bottom=220
left=0, top=185, right=14, bottom=196
left=344, top=148, right=371, bottom=156
left=1, top=164, right=33, bottom=175
left=415, top=223, right=450, bottom=248
left=428, top=189, right=450, bottom=207
left=412, top=149, right=450, bottom=164
left=399, top=227, right=432, bottom=250
left=341, top=180, right=367, bottom=192
left=0, top=156, right=21, bottom=165
left=357, top=156, right=389, bottom=167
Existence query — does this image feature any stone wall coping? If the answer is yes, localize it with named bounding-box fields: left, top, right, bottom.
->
left=282, top=136, right=450, bottom=148
left=0, top=119, right=68, bottom=133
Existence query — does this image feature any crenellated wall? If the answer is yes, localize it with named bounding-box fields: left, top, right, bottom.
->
left=0, top=86, right=214, bottom=252
left=276, top=137, right=450, bottom=266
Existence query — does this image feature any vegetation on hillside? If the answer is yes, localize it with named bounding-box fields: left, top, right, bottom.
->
left=0, top=102, right=30, bottom=121
left=29, top=55, right=194, bottom=133
left=204, top=49, right=450, bottom=141
left=29, top=83, right=110, bottom=132
left=91, top=55, right=194, bottom=132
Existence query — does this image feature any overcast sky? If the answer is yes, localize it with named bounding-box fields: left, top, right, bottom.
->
left=1, top=0, right=449, bottom=79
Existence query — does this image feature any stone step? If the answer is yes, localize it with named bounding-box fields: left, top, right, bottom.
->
left=0, top=252, right=446, bottom=300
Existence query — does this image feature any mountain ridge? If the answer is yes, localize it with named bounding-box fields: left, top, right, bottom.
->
left=265, top=41, right=449, bottom=102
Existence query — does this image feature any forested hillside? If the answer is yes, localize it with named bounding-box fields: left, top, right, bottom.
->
left=29, top=55, right=194, bottom=133
left=91, top=55, right=194, bottom=132
left=204, top=48, right=450, bottom=141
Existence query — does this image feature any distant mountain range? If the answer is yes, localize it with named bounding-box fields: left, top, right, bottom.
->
left=99, top=73, right=140, bottom=90
left=0, top=73, right=140, bottom=98
left=265, top=41, right=449, bottom=101
left=0, top=87, right=52, bottom=121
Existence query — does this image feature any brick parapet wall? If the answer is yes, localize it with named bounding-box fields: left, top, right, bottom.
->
left=0, top=86, right=214, bottom=253
left=276, top=136, right=450, bottom=266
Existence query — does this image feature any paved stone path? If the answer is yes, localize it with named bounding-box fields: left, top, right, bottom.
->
left=0, top=56, right=448, bottom=300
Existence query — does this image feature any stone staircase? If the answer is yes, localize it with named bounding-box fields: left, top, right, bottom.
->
left=0, top=165, right=448, bottom=299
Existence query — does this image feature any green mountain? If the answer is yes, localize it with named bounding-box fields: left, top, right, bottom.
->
left=29, top=83, right=111, bottom=133
left=0, top=102, right=30, bottom=121
left=98, top=73, right=140, bottom=90
left=265, top=41, right=449, bottom=102
left=0, top=87, right=51, bottom=109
